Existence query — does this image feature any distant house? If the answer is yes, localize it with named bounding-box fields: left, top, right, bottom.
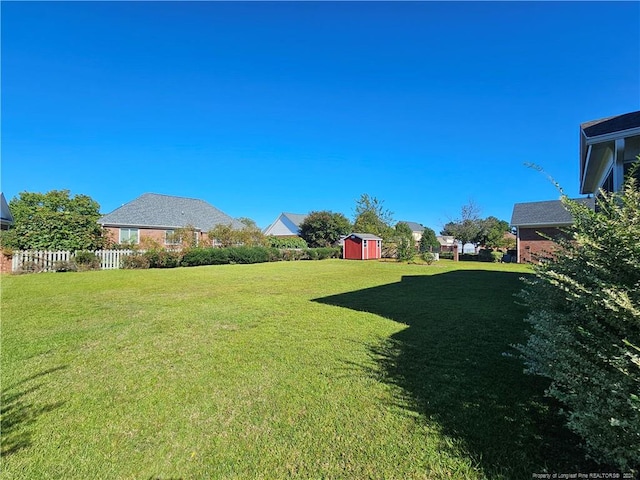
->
left=0, top=193, right=14, bottom=231
left=98, top=193, right=243, bottom=247
left=398, top=221, right=425, bottom=244
left=263, top=213, right=307, bottom=237
left=580, top=110, right=640, bottom=196
left=436, top=235, right=456, bottom=252
left=511, top=198, right=594, bottom=263
left=343, top=233, right=382, bottom=260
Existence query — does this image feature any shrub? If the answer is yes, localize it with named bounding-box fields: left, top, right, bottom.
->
left=144, top=249, right=183, bottom=268
left=121, top=254, right=150, bottom=269
left=181, top=248, right=230, bottom=267
left=74, top=251, right=100, bottom=271
left=227, top=246, right=271, bottom=264
left=266, top=236, right=308, bottom=249
left=515, top=166, right=640, bottom=470
left=421, top=252, right=436, bottom=265
left=478, top=249, right=503, bottom=263
left=53, top=260, right=78, bottom=272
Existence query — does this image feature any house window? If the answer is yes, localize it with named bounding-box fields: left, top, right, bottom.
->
left=601, top=169, right=614, bottom=194
left=165, top=230, right=182, bottom=245
left=120, top=228, right=139, bottom=244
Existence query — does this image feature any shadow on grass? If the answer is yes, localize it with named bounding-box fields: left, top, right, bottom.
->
left=314, top=270, right=596, bottom=478
left=1, top=366, right=67, bottom=457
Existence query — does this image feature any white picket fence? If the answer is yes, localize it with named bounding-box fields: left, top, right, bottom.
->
left=11, top=250, right=137, bottom=272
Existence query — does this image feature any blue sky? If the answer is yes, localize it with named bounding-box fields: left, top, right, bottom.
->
left=2, top=1, right=639, bottom=232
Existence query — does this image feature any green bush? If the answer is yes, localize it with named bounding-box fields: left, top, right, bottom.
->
left=121, top=254, right=150, bottom=269
left=515, top=166, right=640, bottom=470
left=74, top=251, right=101, bottom=271
left=181, top=248, right=230, bottom=267
left=144, top=249, right=183, bottom=268
left=53, top=260, right=78, bottom=272
left=267, top=236, right=308, bottom=249
left=227, top=246, right=271, bottom=264
left=478, top=249, right=503, bottom=263
left=420, top=252, right=436, bottom=265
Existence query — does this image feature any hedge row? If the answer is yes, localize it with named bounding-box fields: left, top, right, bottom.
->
left=122, top=246, right=341, bottom=269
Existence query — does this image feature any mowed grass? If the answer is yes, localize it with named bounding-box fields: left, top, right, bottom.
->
left=2, top=260, right=591, bottom=479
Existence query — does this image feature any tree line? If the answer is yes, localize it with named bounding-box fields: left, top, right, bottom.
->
left=0, top=190, right=512, bottom=260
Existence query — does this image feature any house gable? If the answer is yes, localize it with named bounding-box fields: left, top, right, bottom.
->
left=263, top=213, right=307, bottom=237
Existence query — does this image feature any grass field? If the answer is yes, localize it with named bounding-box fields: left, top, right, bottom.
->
left=1, top=260, right=594, bottom=479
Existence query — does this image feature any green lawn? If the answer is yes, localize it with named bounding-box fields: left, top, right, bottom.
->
left=1, top=260, right=593, bottom=479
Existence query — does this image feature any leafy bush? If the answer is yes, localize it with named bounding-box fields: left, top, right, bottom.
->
left=53, top=260, right=78, bottom=272
left=227, top=246, right=271, bottom=264
left=144, top=249, right=183, bottom=268
left=121, top=254, right=150, bottom=269
left=74, top=251, right=101, bottom=271
left=314, top=247, right=340, bottom=259
left=267, top=236, right=308, bottom=249
left=515, top=167, right=640, bottom=470
left=439, top=251, right=454, bottom=260
left=181, top=248, right=230, bottom=267
left=421, top=252, right=436, bottom=265
left=478, top=249, right=503, bottom=263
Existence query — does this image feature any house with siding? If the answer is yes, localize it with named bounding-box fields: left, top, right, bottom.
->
left=398, top=221, right=425, bottom=245
left=263, top=213, right=307, bottom=237
left=98, top=193, right=243, bottom=247
left=580, top=110, right=640, bottom=196
left=511, top=198, right=594, bottom=264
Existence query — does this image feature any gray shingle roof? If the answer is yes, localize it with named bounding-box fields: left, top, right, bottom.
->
left=349, top=233, right=383, bottom=241
left=98, top=193, right=243, bottom=231
left=511, top=198, right=595, bottom=227
left=399, top=221, right=424, bottom=232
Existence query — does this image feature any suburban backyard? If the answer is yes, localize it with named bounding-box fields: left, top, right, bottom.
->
left=2, top=260, right=596, bottom=479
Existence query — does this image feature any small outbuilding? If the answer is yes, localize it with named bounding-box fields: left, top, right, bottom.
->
left=343, top=233, right=383, bottom=260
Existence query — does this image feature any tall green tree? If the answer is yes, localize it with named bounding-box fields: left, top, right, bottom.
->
left=440, top=200, right=484, bottom=251
left=394, top=221, right=415, bottom=261
left=299, top=211, right=351, bottom=248
left=516, top=163, right=640, bottom=469
left=352, top=194, right=394, bottom=241
left=479, top=216, right=512, bottom=249
left=419, top=227, right=440, bottom=253
left=2, top=190, right=106, bottom=251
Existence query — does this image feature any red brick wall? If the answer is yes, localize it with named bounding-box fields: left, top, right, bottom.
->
left=0, top=252, right=12, bottom=274
left=103, top=227, right=210, bottom=248
left=517, top=227, right=570, bottom=263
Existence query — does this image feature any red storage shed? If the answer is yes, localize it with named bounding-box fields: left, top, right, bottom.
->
left=343, top=233, right=383, bottom=260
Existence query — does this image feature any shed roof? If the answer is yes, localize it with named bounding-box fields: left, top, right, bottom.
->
left=98, top=193, right=243, bottom=231
left=348, top=233, right=383, bottom=241
left=511, top=198, right=594, bottom=227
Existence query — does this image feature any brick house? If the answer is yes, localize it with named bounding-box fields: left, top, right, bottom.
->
left=510, top=198, right=594, bottom=264
left=98, top=193, right=244, bottom=247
